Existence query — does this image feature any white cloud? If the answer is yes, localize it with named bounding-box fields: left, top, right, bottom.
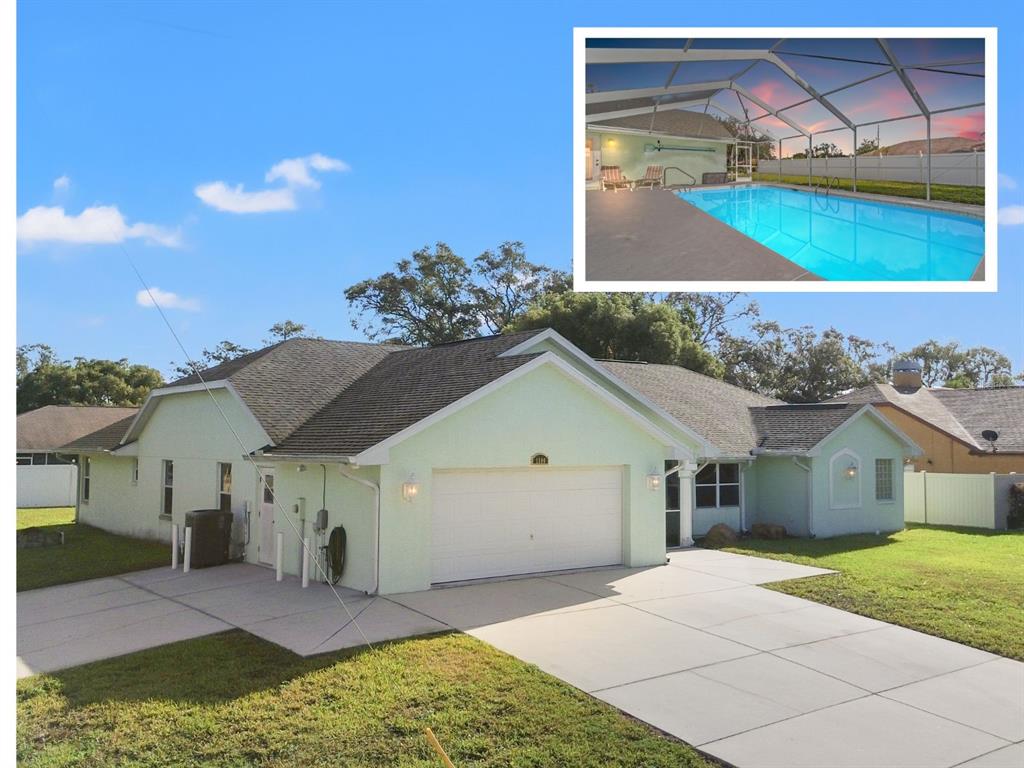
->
left=199, top=152, right=349, bottom=213
left=53, top=175, right=70, bottom=191
left=194, top=181, right=297, bottom=214
left=265, top=153, right=350, bottom=188
left=16, top=205, right=181, bottom=247
left=135, top=287, right=200, bottom=312
left=998, top=205, right=1024, bottom=226
left=998, top=173, right=1017, bottom=190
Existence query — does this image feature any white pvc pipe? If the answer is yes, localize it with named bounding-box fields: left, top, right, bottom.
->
left=183, top=526, right=192, bottom=574
left=275, top=531, right=284, bottom=582
left=302, top=537, right=310, bottom=588
left=171, top=524, right=179, bottom=570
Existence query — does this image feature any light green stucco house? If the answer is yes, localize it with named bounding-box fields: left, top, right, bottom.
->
left=62, top=329, right=920, bottom=595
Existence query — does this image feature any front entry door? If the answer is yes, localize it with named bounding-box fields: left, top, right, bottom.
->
left=259, top=472, right=275, bottom=565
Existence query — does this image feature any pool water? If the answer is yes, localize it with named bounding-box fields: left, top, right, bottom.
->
left=676, top=185, right=984, bottom=281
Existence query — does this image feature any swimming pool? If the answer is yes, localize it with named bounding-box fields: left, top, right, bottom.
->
left=676, top=185, right=984, bottom=281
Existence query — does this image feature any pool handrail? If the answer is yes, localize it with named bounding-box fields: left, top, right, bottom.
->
left=663, top=166, right=696, bottom=191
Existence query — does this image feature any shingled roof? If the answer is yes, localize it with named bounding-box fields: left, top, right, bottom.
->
left=267, top=331, right=545, bottom=457
left=600, top=361, right=781, bottom=456
left=831, top=383, right=1024, bottom=453
left=750, top=404, right=866, bottom=453
left=60, top=413, right=140, bottom=453
left=170, top=338, right=406, bottom=444
left=18, top=405, right=139, bottom=451
left=589, top=109, right=736, bottom=141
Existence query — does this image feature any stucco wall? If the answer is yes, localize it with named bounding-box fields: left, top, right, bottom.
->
left=878, top=405, right=1024, bottom=474
left=79, top=388, right=268, bottom=551
left=811, top=415, right=906, bottom=537
left=587, top=130, right=727, bottom=185
left=749, top=456, right=810, bottom=536
left=267, top=463, right=381, bottom=592
left=377, top=362, right=672, bottom=594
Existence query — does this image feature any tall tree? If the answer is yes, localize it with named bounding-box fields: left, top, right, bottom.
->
left=264, top=320, right=317, bottom=344
left=664, top=293, right=760, bottom=349
left=508, top=292, right=722, bottom=377
left=719, top=323, right=884, bottom=402
left=899, top=341, right=1015, bottom=388
left=345, top=242, right=480, bottom=345
left=17, top=345, right=164, bottom=413
left=472, top=241, right=558, bottom=334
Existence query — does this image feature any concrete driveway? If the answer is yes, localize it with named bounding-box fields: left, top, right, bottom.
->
left=392, top=549, right=1024, bottom=768
left=17, top=563, right=445, bottom=678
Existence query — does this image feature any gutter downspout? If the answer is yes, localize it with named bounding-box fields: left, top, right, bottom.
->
left=792, top=457, right=815, bottom=538
left=338, top=466, right=381, bottom=595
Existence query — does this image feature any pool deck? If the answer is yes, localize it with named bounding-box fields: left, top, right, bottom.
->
left=584, top=187, right=985, bottom=283
left=585, top=189, right=821, bottom=282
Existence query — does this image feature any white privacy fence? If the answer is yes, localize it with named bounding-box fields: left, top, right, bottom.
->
left=16, top=465, right=78, bottom=508
left=904, top=471, right=1017, bottom=530
left=758, top=152, right=985, bottom=187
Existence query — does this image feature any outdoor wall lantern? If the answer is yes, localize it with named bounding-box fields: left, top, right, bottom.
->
left=402, top=474, right=419, bottom=502
left=845, top=463, right=858, bottom=479
left=646, top=472, right=662, bottom=491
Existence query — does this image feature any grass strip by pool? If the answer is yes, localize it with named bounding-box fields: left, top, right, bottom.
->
left=17, top=630, right=715, bottom=768
left=751, top=173, right=984, bottom=206
left=725, top=524, right=1024, bottom=660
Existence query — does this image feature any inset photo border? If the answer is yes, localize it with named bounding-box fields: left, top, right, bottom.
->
left=572, top=27, right=997, bottom=292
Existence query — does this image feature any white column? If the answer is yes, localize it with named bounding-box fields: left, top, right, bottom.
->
left=301, top=537, right=310, bottom=588
left=275, top=531, right=284, bottom=582
left=171, top=524, right=179, bottom=570
left=183, top=526, right=192, bottom=574
left=679, top=461, right=698, bottom=547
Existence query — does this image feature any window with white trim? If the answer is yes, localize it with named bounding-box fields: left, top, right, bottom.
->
left=695, top=463, right=740, bottom=508
left=82, top=457, right=91, bottom=503
left=875, top=459, right=894, bottom=502
left=161, top=460, right=174, bottom=517
left=218, top=463, right=232, bottom=512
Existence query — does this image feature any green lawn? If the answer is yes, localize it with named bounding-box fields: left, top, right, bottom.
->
left=17, top=507, right=171, bottom=592
left=17, top=630, right=714, bottom=768
left=752, top=173, right=984, bottom=206
left=725, top=524, right=1024, bottom=660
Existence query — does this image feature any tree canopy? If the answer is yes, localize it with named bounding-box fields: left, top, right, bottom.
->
left=16, top=344, right=164, bottom=414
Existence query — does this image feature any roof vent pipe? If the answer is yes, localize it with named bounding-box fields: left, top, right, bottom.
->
left=892, top=359, right=923, bottom=391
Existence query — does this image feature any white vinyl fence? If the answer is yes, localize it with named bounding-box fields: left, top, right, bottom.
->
left=758, top=152, right=985, bottom=187
left=16, top=465, right=78, bottom=508
left=904, top=471, right=1016, bottom=530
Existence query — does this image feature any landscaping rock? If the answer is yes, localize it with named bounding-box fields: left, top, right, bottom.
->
left=702, top=523, right=738, bottom=548
left=751, top=522, right=787, bottom=540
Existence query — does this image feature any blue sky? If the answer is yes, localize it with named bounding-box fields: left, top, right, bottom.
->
left=16, top=0, right=1024, bottom=377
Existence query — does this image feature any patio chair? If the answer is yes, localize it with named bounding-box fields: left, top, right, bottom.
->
left=601, top=166, right=633, bottom=192
left=634, top=165, right=664, bottom=190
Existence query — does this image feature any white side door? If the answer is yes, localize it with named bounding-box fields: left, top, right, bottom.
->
left=259, top=471, right=275, bottom=565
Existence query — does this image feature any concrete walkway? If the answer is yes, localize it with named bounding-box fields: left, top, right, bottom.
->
left=18, top=552, right=1024, bottom=767
left=16, top=563, right=445, bottom=677
left=393, top=549, right=1024, bottom=768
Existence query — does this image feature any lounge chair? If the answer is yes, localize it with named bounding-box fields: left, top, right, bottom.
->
left=634, top=165, right=664, bottom=190
left=601, top=166, right=633, bottom=192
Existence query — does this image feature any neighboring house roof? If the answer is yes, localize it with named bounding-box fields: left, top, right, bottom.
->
left=17, top=405, right=139, bottom=451
left=600, top=362, right=781, bottom=456
left=589, top=109, right=736, bottom=141
left=169, top=338, right=406, bottom=444
left=749, top=404, right=866, bottom=454
left=61, top=414, right=140, bottom=453
left=831, top=383, right=1024, bottom=453
left=267, top=331, right=546, bottom=457
left=931, top=388, right=1024, bottom=453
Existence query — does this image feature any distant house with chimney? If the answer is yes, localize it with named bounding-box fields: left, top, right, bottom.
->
left=830, top=361, right=1024, bottom=474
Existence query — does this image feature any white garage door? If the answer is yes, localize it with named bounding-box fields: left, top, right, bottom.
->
left=431, top=467, right=623, bottom=584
